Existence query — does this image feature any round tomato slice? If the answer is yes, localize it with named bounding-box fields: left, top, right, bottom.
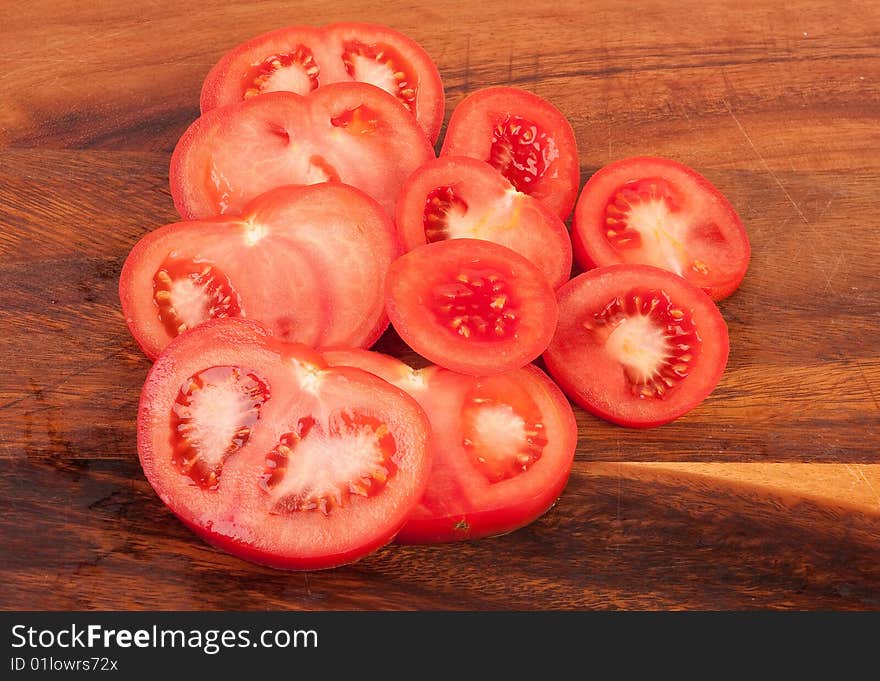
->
left=573, top=157, right=751, bottom=300
left=385, top=239, right=558, bottom=375
left=120, top=183, right=397, bottom=359
left=544, top=264, right=729, bottom=428
left=439, top=87, right=579, bottom=220
left=395, top=156, right=573, bottom=289
left=200, top=23, right=445, bottom=143
left=138, top=319, right=431, bottom=570
left=322, top=349, right=577, bottom=543
left=171, top=83, right=435, bottom=220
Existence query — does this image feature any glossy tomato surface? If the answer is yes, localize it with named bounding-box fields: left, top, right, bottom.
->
left=322, top=349, right=577, bottom=543
left=544, top=264, right=729, bottom=428
left=395, top=156, right=572, bottom=289
left=138, top=319, right=431, bottom=570
left=385, top=239, right=558, bottom=375
left=440, top=87, right=579, bottom=220
left=573, top=157, right=750, bottom=300
left=171, top=83, right=434, bottom=220
left=200, top=22, right=445, bottom=142
left=120, top=183, right=397, bottom=359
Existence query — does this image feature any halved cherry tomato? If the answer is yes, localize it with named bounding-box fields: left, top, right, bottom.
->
left=544, top=264, right=729, bottom=428
left=573, top=157, right=750, bottom=300
left=138, top=318, right=431, bottom=570
left=440, top=87, right=579, bottom=220
left=385, top=239, right=558, bottom=375
left=322, top=349, right=577, bottom=543
left=200, top=23, right=445, bottom=143
left=395, top=156, right=573, bottom=289
left=171, top=83, right=435, bottom=220
left=120, top=183, right=397, bottom=359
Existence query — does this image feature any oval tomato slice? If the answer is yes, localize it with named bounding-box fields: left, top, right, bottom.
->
left=385, top=239, right=558, bottom=375
left=395, top=156, right=573, bottom=289
left=120, top=183, right=397, bottom=359
left=544, top=264, right=729, bottom=428
left=573, top=157, right=751, bottom=300
left=171, top=83, right=435, bottom=220
left=138, top=319, right=431, bottom=570
left=322, top=349, right=577, bottom=543
left=200, top=23, right=445, bottom=143
left=440, top=87, right=579, bottom=220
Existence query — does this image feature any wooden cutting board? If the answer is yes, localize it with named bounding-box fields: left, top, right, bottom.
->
left=1, top=0, right=878, bottom=610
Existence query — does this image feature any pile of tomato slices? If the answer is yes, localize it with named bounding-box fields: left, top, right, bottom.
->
left=120, top=23, right=751, bottom=570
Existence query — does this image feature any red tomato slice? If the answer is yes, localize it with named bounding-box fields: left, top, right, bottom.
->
left=385, top=239, right=559, bottom=375
left=171, top=83, right=435, bottom=220
left=440, top=87, right=580, bottom=220
left=395, top=156, right=573, bottom=289
left=544, top=264, right=729, bottom=428
left=200, top=23, right=445, bottom=143
left=138, top=319, right=431, bottom=570
left=120, top=183, right=397, bottom=359
left=573, top=157, right=750, bottom=300
left=322, top=349, right=577, bottom=543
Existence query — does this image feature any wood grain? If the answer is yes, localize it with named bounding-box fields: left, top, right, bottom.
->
left=1, top=0, right=879, bottom=610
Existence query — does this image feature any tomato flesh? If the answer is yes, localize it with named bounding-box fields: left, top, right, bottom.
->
left=200, top=23, right=445, bottom=142
left=120, top=183, right=397, bottom=359
left=395, top=156, right=573, bottom=289
left=544, top=264, right=729, bottom=428
left=440, top=87, right=579, bottom=220
left=172, top=83, right=435, bottom=220
left=573, top=157, right=750, bottom=300
left=322, top=349, right=577, bottom=543
left=138, top=319, right=431, bottom=570
left=385, top=239, right=558, bottom=375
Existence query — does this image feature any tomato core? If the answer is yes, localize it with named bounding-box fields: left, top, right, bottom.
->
left=171, top=366, right=270, bottom=489
left=244, top=46, right=320, bottom=99
left=341, top=40, right=417, bottom=112
left=489, top=115, right=558, bottom=194
left=584, top=288, right=701, bottom=399
left=153, top=258, right=242, bottom=338
left=430, top=268, right=519, bottom=341
left=261, top=411, right=398, bottom=515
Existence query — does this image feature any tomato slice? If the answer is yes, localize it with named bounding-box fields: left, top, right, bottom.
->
left=120, top=183, right=397, bottom=359
left=544, top=264, right=729, bottom=428
left=138, top=319, right=431, bottom=570
left=171, top=83, right=435, bottom=220
left=200, top=23, right=445, bottom=143
left=322, top=349, right=577, bottom=543
left=395, top=156, right=573, bottom=289
left=439, top=87, right=579, bottom=220
left=573, top=157, right=751, bottom=300
left=385, top=238, right=558, bottom=375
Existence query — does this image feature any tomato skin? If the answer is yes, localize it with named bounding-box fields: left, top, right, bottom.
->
left=440, top=86, right=580, bottom=220
left=572, top=157, right=750, bottom=300
left=544, top=264, right=729, bottom=428
left=171, top=83, right=435, bottom=220
left=322, top=349, right=577, bottom=544
left=137, top=319, right=432, bottom=570
left=384, top=239, right=559, bottom=376
left=200, top=22, right=444, bottom=143
left=119, top=183, right=397, bottom=360
left=395, top=155, right=573, bottom=289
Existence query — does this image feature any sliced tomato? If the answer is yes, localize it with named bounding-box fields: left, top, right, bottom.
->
left=171, top=83, right=435, bottom=220
left=138, top=319, right=431, bottom=570
left=544, top=264, right=729, bottom=428
left=120, top=183, right=397, bottom=359
left=385, top=238, right=558, bottom=375
left=322, top=349, right=577, bottom=543
left=200, top=23, right=445, bottom=143
left=573, top=157, right=750, bottom=300
left=395, top=156, right=573, bottom=289
left=439, top=87, right=579, bottom=220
